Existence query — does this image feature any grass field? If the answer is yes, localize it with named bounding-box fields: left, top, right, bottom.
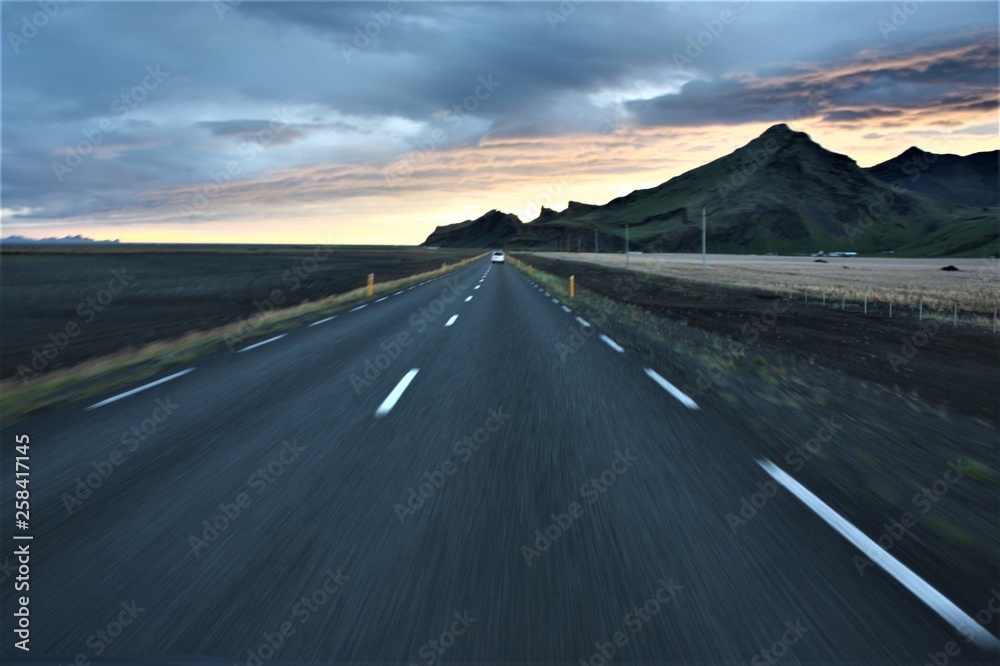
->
left=0, top=245, right=480, bottom=382
left=532, top=252, right=1000, bottom=313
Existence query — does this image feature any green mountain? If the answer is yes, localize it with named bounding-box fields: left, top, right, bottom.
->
left=423, top=209, right=523, bottom=248
left=423, top=125, right=999, bottom=257
left=867, top=147, right=998, bottom=208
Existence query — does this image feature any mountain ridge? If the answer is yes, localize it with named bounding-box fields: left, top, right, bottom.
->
left=422, top=125, right=997, bottom=257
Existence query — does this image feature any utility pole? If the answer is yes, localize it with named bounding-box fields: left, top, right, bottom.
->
left=626, top=223, right=630, bottom=269
left=701, top=206, right=707, bottom=278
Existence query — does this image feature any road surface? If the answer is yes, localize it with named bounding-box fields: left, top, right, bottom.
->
left=2, top=257, right=997, bottom=664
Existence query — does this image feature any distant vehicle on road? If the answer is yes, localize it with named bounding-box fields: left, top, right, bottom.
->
left=491, top=250, right=506, bottom=263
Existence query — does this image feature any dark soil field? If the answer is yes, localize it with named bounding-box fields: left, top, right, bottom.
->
left=516, top=253, right=999, bottom=622
left=0, top=245, right=480, bottom=381
left=525, top=254, right=999, bottom=423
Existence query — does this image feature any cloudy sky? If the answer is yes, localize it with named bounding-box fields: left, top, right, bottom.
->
left=2, top=1, right=996, bottom=244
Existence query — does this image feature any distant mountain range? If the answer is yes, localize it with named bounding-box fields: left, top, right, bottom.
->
left=1, top=235, right=120, bottom=245
left=422, top=125, right=998, bottom=257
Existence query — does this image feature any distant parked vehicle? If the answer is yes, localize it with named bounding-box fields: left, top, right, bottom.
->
left=491, top=250, right=506, bottom=263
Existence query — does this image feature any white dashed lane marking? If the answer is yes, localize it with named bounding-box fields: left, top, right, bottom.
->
left=758, top=458, right=1000, bottom=650
left=599, top=334, right=624, bottom=353
left=238, top=334, right=287, bottom=353
left=86, top=368, right=196, bottom=410
left=375, top=369, right=419, bottom=418
left=644, top=368, right=698, bottom=410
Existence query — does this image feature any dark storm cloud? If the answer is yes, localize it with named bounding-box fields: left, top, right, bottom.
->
left=2, top=1, right=997, bottom=226
left=627, top=31, right=998, bottom=126
left=824, top=109, right=903, bottom=122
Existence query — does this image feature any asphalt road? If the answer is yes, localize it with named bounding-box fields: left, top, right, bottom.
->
left=2, top=257, right=998, bottom=665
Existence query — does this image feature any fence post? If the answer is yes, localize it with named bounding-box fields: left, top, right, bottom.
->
left=864, top=293, right=867, bottom=315
left=889, top=300, right=893, bottom=318
left=841, top=292, right=845, bottom=310
left=919, top=297, right=923, bottom=321
left=366, top=273, right=374, bottom=298
left=953, top=303, right=957, bottom=327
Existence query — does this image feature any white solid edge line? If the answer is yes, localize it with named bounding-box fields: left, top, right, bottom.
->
left=350, top=304, right=367, bottom=312
left=87, top=368, right=195, bottom=410
left=308, top=315, right=336, bottom=327
left=445, top=314, right=458, bottom=327
left=238, top=334, right=287, bottom=353
left=375, top=368, right=419, bottom=418
left=561, top=305, right=572, bottom=313
left=375, top=296, right=388, bottom=302
left=643, top=368, right=699, bottom=409
left=599, top=334, right=624, bottom=353
left=757, top=458, right=1000, bottom=650
left=465, top=295, right=473, bottom=302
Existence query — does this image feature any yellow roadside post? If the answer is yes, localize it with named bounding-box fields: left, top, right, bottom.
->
left=529, top=265, right=534, bottom=275
left=366, top=273, right=374, bottom=298
left=441, top=262, right=446, bottom=273
left=570, top=275, right=575, bottom=298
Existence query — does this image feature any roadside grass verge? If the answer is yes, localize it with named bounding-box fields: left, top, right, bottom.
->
left=0, top=254, right=484, bottom=420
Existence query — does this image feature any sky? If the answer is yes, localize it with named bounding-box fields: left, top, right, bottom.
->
left=1, top=1, right=997, bottom=245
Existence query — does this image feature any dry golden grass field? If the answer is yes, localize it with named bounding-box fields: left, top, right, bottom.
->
left=533, top=253, right=1000, bottom=314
